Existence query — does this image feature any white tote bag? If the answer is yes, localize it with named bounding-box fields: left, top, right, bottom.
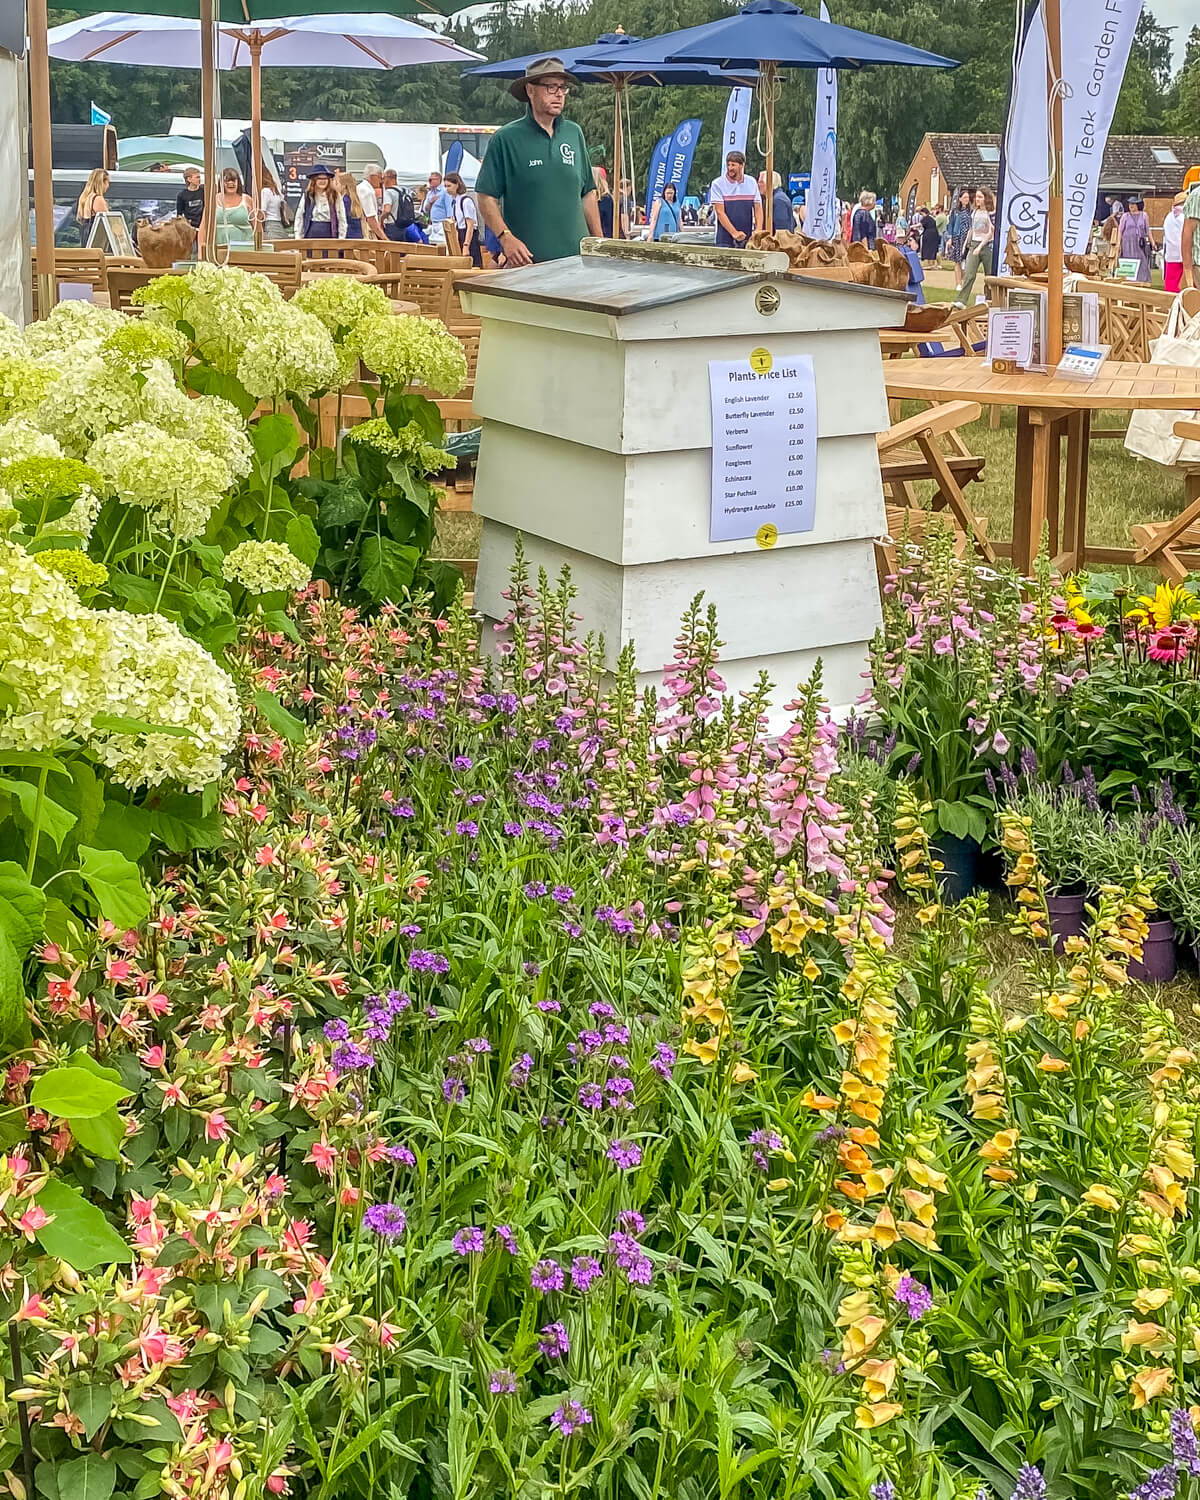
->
left=1125, top=296, right=1200, bottom=468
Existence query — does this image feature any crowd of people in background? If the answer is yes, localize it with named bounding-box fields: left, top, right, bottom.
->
left=85, top=157, right=489, bottom=259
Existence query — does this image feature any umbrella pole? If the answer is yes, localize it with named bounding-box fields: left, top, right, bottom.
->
left=762, top=60, right=776, bottom=235
left=251, top=34, right=263, bottom=250
left=28, top=0, right=56, bottom=314
left=612, top=81, right=623, bottom=239
left=1045, top=0, right=1064, bottom=365
left=200, top=0, right=217, bottom=261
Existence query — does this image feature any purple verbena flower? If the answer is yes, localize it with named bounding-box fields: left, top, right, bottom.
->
left=570, top=1255, right=603, bottom=1292
left=531, top=1258, right=565, bottom=1292
left=489, top=1369, right=516, bottom=1395
left=323, top=1018, right=350, bottom=1041
left=387, top=1143, right=416, bottom=1166
left=494, top=1224, right=518, bottom=1255
left=550, top=1399, right=592, bottom=1437
left=607, top=1139, right=642, bottom=1170
left=650, top=1043, right=676, bottom=1079
left=408, top=949, right=450, bottom=974
left=893, top=1274, right=933, bottom=1321
left=538, top=1321, right=570, bottom=1360
left=452, top=1226, right=485, bottom=1256
left=363, top=1203, right=407, bottom=1240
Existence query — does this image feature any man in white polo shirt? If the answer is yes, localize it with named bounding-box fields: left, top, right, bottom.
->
left=357, top=163, right=387, bottom=240
left=709, top=150, right=762, bottom=248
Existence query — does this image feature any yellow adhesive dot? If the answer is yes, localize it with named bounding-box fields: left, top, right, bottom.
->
left=749, top=347, right=773, bottom=374
left=756, top=523, right=778, bottom=549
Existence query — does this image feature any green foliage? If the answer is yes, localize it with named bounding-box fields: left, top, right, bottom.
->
left=307, top=394, right=459, bottom=612
left=33, top=1178, right=133, bottom=1269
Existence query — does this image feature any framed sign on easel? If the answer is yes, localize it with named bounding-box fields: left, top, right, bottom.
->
left=85, top=211, right=134, bottom=257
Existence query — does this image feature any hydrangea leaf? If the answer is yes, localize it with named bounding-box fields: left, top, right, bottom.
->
left=252, top=413, right=300, bottom=479
left=0, top=923, right=29, bottom=1053
left=285, top=513, right=321, bottom=568
left=0, top=774, right=76, bottom=851
left=360, top=535, right=418, bottom=606
left=77, top=845, right=150, bottom=930
left=144, top=792, right=223, bottom=852
left=0, top=859, right=46, bottom=956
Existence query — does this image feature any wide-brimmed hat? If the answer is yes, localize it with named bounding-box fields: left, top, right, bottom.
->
left=1176, top=191, right=1189, bottom=207
left=510, top=56, right=576, bottom=102
left=305, top=163, right=337, bottom=181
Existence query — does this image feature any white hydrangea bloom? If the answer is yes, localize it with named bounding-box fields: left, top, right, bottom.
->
left=137, top=263, right=285, bottom=375
left=89, top=610, right=241, bottom=791
left=34, top=353, right=187, bottom=458
left=0, top=539, right=115, bottom=751
left=0, top=313, right=25, bottom=361
left=88, top=422, right=232, bottom=539
left=173, top=394, right=254, bottom=482
left=222, top=539, right=312, bottom=594
left=22, top=300, right=126, bottom=360
left=0, top=419, right=64, bottom=462
left=236, top=300, right=340, bottom=399
left=0, top=425, right=100, bottom=540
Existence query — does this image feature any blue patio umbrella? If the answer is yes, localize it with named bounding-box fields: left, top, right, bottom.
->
left=582, top=1, right=957, bottom=232
left=467, top=32, right=755, bottom=237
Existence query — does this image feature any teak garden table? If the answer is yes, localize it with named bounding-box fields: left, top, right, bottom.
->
left=882, top=358, right=1200, bottom=574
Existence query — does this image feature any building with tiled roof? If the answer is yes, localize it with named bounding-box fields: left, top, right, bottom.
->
left=900, top=132, right=1200, bottom=227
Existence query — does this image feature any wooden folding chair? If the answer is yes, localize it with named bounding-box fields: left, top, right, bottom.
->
left=442, top=219, right=462, bottom=256
left=876, top=400, right=993, bottom=578
left=399, top=257, right=471, bottom=321
left=54, top=248, right=108, bottom=293
left=106, top=266, right=175, bottom=311
left=1131, top=418, right=1200, bottom=584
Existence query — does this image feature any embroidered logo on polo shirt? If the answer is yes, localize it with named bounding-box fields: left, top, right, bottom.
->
left=528, top=158, right=544, bottom=167
left=559, top=143, right=576, bottom=166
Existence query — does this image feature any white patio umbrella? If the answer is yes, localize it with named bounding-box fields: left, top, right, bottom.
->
left=48, top=12, right=484, bottom=249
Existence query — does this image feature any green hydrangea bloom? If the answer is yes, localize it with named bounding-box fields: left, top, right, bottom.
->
left=293, top=275, right=392, bottom=335
left=0, top=538, right=115, bottom=751
left=351, top=314, right=467, bottom=396
left=222, top=539, right=312, bottom=595
left=346, top=418, right=452, bottom=476
left=236, top=300, right=340, bottom=400
left=35, top=550, right=108, bottom=593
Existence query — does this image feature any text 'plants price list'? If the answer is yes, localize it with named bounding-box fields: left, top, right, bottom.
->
left=708, top=350, right=818, bottom=544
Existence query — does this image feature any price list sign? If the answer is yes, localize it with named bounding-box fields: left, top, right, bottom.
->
left=707, top=349, right=818, bottom=544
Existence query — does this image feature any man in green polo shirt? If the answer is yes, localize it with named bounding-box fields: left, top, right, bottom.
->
left=476, top=57, right=603, bottom=266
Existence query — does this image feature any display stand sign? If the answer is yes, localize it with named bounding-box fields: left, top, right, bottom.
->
left=1055, top=343, right=1109, bottom=381
left=708, top=348, right=817, bottom=543
left=86, top=211, right=134, bottom=256
left=1116, top=258, right=1141, bottom=280
left=986, top=308, right=1035, bottom=369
